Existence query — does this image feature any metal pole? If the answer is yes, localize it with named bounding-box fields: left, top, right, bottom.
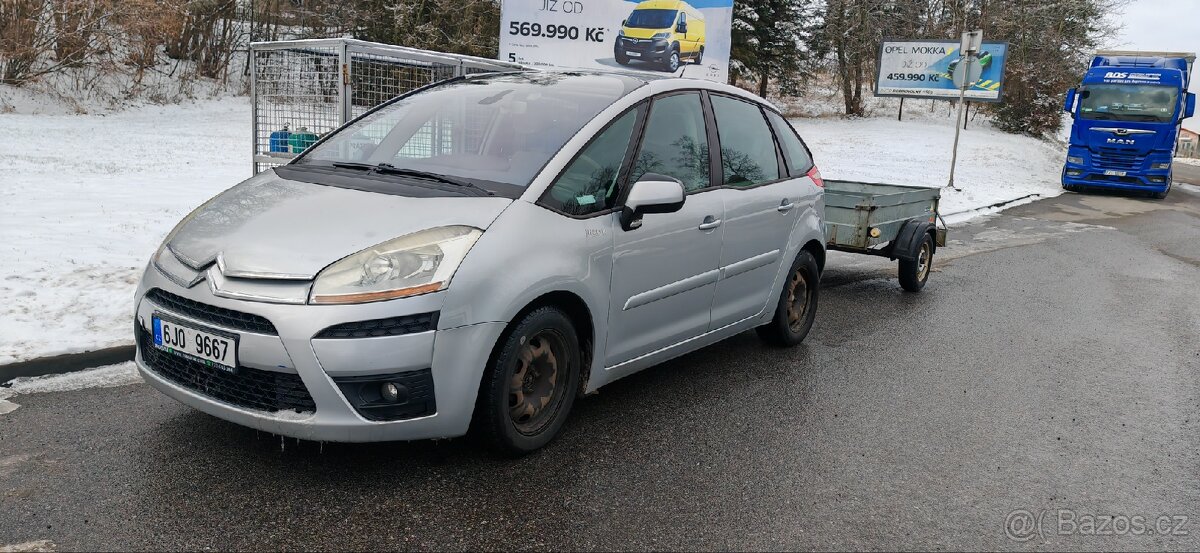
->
left=947, top=88, right=966, bottom=190
left=898, top=97, right=904, bottom=121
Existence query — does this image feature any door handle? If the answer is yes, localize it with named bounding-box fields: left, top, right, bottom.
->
left=777, top=199, right=795, bottom=213
left=698, top=216, right=722, bottom=231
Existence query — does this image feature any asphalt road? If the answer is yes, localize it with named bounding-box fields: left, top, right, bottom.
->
left=1175, top=160, right=1200, bottom=186
left=3, top=185, right=1200, bottom=551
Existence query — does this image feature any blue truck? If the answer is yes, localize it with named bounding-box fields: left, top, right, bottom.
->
left=1062, top=50, right=1195, bottom=198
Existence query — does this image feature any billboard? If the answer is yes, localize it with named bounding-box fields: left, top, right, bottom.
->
left=875, top=40, right=1009, bottom=102
left=499, top=0, right=733, bottom=83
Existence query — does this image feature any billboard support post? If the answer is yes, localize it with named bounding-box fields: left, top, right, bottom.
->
left=947, top=30, right=983, bottom=191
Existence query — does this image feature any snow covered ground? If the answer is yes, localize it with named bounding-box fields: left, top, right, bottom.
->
left=1176, top=157, right=1200, bottom=167
left=0, top=98, right=250, bottom=364
left=0, top=98, right=1063, bottom=365
left=792, top=115, right=1064, bottom=219
left=0, top=361, right=141, bottom=414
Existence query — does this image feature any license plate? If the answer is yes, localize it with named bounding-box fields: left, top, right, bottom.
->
left=627, top=51, right=641, bottom=57
left=152, top=314, right=237, bottom=372
left=1104, top=169, right=1126, bottom=176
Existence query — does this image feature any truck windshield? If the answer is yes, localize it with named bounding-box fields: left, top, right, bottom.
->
left=1078, top=84, right=1179, bottom=123
left=626, top=9, right=677, bottom=29
left=294, top=72, right=641, bottom=195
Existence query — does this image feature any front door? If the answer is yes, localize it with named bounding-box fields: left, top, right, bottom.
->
left=606, top=92, right=723, bottom=366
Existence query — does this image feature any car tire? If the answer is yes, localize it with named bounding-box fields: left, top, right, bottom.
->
left=473, top=306, right=581, bottom=455
left=615, top=51, right=629, bottom=65
left=756, top=250, right=820, bottom=347
left=898, top=233, right=934, bottom=292
left=664, top=48, right=680, bottom=72
left=693, top=46, right=704, bottom=64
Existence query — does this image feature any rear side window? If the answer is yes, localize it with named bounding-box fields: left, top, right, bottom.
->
left=710, top=95, right=780, bottom=187
left=765, top=110, right=814, bottom=176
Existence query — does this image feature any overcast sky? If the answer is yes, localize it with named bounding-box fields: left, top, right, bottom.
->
left=1110, top=0, right=1197, bottom=129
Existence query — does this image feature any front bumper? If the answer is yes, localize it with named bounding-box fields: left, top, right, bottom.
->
left=1061, top=169, right=1170, bottom=193
left=133, top=264, right=506, bottom=442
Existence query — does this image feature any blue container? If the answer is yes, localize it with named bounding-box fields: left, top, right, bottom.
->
left=269, top=125, right=291, bottom=153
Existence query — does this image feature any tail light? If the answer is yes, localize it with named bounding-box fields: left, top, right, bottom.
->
left=806, top=166, right=824, bottom=188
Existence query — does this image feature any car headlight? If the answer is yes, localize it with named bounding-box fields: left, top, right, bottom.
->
left=618, top=29, right=625, bottom=37
left=310, top=226, right=483, bottom=305
left=652, top=32, right=670, bottom=40
left=1151, top=162, right=1171, bottom=170
left=1066, top=155, right=1084, bottom=165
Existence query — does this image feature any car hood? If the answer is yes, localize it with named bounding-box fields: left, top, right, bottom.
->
left=166, top=170, right=514, bottom=280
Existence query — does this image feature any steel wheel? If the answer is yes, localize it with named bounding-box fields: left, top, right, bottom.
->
left=508, top=329, right=567, bottom=435
left=786, top=267, right=811, bottom=333
left=667, top=52, right=680, bottom=72
left=915, top=241, right=931, bottom=283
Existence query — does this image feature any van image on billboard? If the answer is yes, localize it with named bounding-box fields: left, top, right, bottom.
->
left=614, top=0, right=706, bottom=72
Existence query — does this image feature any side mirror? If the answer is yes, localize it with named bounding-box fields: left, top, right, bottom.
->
left=621, top=19, right=627, bottom=26
left=676, top=22, right=687, bottom=34
left=1186, top=93, right=1196, bottom=119
left=621, top=175, right=685, bottom=231
left=1063, top=88, right=1077, bottom=115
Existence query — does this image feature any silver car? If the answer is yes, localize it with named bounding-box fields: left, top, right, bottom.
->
left=134, top=71, right=826, bottom=453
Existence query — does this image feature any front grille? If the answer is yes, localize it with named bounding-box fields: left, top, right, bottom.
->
left=145, top=288, right=277, bottom=335
left=1092, top=148, right=1142, bottom=171
left=137, top=326, right=314, bottom=413
left=314, top=312, right=439, bottom=339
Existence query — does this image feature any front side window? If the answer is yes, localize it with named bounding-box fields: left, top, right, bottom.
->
left=295, top=73, right=642, bottom=196
left=765, top=110, right=813, bottom=176
left=541, top=108, right=639, bottom=216
left=1078, top=84, right=1179, bottom=123
left=710, top=95, right=779, bottom=187
left=630, top=93, right=711, bottom=192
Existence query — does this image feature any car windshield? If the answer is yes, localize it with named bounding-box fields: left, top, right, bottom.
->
left=626, top=9, right=677, bottom=29
left=295, top=72, right=642, bottom=195
left=1078, top=84, right=1179, bottom=123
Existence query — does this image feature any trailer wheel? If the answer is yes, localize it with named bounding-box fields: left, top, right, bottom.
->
left=899, top=234, right=933, bottom=292
left=757, top=250, right=819, bottom=347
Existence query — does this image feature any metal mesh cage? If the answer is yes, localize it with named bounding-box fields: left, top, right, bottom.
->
left=250, top=39, right=523, bottom=174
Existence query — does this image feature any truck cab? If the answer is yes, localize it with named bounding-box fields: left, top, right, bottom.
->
left=1062, top=51, right=1196, bottom=198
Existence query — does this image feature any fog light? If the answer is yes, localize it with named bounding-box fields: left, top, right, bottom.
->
left=1066, top=155, right=1084, bottom=164
left=381, top=382, right=402, bottom=403
left=1066, top=170, right=1082, bottom=177
left=1149, top=176, right=1166, bottom=183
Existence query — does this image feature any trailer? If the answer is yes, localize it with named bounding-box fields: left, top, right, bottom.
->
left=824, top=180, right=948, bottom=291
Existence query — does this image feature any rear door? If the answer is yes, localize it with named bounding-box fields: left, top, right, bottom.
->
left=605, top=91, right=724, bottom=366
left=707, top=93, right=805, bottom=329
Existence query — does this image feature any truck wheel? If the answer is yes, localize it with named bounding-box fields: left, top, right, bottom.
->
left=756, top=250, right=820, bottom=347
left=474, top=306, right=580, bottom=455
left=615, top=51, right=629, bottom=65
left=693, top=46, right=704, bottom=64
left=899, top=234, right=934, bottom=292
left=1151, top=181, right=1170, bottom=200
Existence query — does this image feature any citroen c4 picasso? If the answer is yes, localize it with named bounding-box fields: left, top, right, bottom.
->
left=135, top=71, right=827, bottom=453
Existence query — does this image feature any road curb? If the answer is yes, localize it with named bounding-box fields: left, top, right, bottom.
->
left=0, top=345, right=135, bottom=385
left=942, top=193, right=1043, bottom=222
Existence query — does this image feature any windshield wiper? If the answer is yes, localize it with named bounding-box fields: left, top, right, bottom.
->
left=330, top=161, right=377, bottom=171
left=373, top=164, right=494, bottom=196
left=326, top=162, right=493, bottom=196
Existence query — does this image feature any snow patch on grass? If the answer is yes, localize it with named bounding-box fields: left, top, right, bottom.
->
left=1175, top=157, right=1200, bottom=167
left=791, top=115, right=1064, bottom=216
left=0, top=98, right=250, bottom=364
left=0, top=362, right=141, bottom=402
